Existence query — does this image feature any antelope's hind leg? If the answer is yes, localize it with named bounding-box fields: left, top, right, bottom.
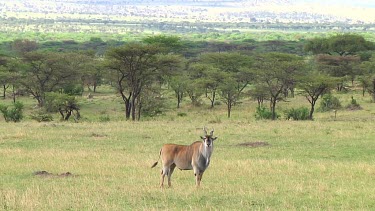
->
left=167, top=164, right=176, bottom=187
left=161, top=162, right=176, bottom=188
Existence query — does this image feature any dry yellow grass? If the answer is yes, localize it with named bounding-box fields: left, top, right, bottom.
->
left=1, top=113, right=375, bottom=210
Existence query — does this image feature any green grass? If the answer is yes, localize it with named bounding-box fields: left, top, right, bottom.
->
left=1, top=87, right=375, bottom=210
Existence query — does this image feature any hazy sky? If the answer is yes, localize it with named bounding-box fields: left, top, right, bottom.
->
left=302, top=0, right=375, bottom=8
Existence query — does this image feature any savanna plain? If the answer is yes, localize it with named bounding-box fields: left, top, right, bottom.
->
left=1, top=89, right=375, bottom=210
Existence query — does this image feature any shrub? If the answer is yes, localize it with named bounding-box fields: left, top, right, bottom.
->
left=255, top=106, right=278, bottom=120
left=346, top=96, right=362, bottom=110
left=30, top=110, right=53, bottom=122
left=208, top=116, right=222, bottom=124
left=284, top=107, right=310, bottom=120
left=0, top=101, right=24, bottom=122
left=99, top=115, right=110, bottom=122
left=45, top=92, right=80, bottom=121
left=177, top=112, right=187, bottom=117
left=63, top=84, right=84, bottom=96
left=319, top=94, right=341, bottom=112
left=139, top=88, right=167, bottom=118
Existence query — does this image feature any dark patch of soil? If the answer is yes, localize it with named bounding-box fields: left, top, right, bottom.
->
left=59, top=172, right=73, bottom=177
left=33, top=170, right=53, bottom=176
left=33, top=170, right=75, bottom=178
left=237, top=141, right=270, bottom=148
left=91, top=133, right=107, bottom=138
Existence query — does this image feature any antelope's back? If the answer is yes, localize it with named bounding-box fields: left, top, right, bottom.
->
left=160, top=142, right=202, bottom=169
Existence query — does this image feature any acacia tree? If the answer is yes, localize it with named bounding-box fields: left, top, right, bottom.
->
left=360, top=56, right=375, bottom=101
left=0, top=56, right=10, bottom=98
left=200, top=66, right=226, bottom=108
left=254, top=53, right=303, bottom=120
left=305, top=34, right=373, bottom=91
left=104, top=43, right=180, bottom=120
left=297, top=66, right=336, bottom=120
left=185, top=63, right=205, bottom=106
left=0, top=57, right=23, bottom=102
left=169, top=73, right=189, bottom=108
left=304, top=34, right=374, bottom=56
left=143, top=35, right=183, bottom=54
left=80, top=52, right=103, bottom=93
left=20, top=51, right=86, bottom=107
left=198, top=52, right=253, bottom=116
left=12, top=39, right=38, bottom=56
left=316, top=54, right=360, bottom=91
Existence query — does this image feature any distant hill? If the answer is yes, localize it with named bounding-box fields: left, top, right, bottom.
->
left=1, top=0, right=375, bottom=24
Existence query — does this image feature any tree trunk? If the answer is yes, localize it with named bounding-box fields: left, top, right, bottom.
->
left=309, top=101, right=316, bottom=120
left=36, top=96, right=44, bottom=107
left=176, top=91, right=182, bottom=108
left=137, top=101, right=142, bottom=121
left=210, top=91, right=216, bottom=109
left=227, top=101, right=231, bottom=118
left=65, top=110, right=72, bottom=121
left=131, top=94, right=137, bottom=121
left=93, top=83, right=97, bottom=93
left=12, top=85, right=16, bottom=103
left=2, top=85, right=6, bottom=99
left=363, top=85, right=366, bottom=97
left=125, top=100, right=131, bottom=120
left=271, top=97, right=277, bottom=120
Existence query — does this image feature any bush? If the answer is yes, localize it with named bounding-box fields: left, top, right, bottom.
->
left=284, top=107, right=310, bottom=120
left=63, top=84, right=84, bottom=96
left=255, top=106, right=279, bottom=120
left=319, top=94, right=341, bottom=112
left=31, top=110, right=53, bottom=122
left=177, top=112, right=187, bottom=117
left=99, top=115, right=110, bottom=122
left=0, top=101, right=24, bottom=122
left=45, top=92, right=80, bottom=121
left=346, top=96, right=362, bottom=110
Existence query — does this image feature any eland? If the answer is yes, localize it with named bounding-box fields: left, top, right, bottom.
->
left=151, top=127, right=218, bottom=187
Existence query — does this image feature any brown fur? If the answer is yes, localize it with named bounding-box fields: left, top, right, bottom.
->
left=152, top=136, right=217, bottom=187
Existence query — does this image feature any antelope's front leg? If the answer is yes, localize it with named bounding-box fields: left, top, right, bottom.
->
left=196, top=173, right=203, bottom=187
left=193, top=167, right=202, bottom=187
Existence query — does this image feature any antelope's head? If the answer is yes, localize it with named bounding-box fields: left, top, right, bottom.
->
left=201, top=127, right=217, bottom=148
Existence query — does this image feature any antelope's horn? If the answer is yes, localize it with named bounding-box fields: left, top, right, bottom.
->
left=203, top=127, right=208, bottom=135
left=210, top=129, right=214, bottom=136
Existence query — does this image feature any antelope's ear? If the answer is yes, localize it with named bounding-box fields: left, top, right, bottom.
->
left=212, top=137, right=218, bottom=141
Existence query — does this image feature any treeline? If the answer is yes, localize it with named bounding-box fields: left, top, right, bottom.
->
left=1, top=34, right=375, bottom=121
left=3, top=16, right=375, bottom=40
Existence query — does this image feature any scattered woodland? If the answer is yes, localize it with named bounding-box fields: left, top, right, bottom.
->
left=1, top=33, right=375, bottom=122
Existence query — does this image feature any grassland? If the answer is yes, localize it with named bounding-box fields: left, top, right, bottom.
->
left=1, top=87, right=375, bottom=210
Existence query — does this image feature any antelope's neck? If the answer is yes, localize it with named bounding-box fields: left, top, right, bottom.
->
left=201, top=144, right=213, bottom=165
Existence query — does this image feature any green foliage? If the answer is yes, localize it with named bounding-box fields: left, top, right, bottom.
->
left=0, top=101, right=24, bottom=122
left=255, top=106, right=279, bottom=120
left=305, top=34, right=374, bottom=56
left=319, top=94, right=342, bottom=112
left=99, top=115, right=110, bottom=122
left=30, top=110, right=53, bottom=122
left=45, top=92, right=80, bottom=121
left=346, top=96, right=362, bottom=110
left=139, top=88, right=167, bottom=118
left=142, top=35, right=182, bottom=53
left=63, top=84, right=84, bottom=96
left=284, top=107, right=310, bottom=120
left=177, top=112, right=187, bottom=117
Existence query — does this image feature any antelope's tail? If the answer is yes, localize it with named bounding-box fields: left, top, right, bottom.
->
left=151, top=148, right=162, bottom=168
